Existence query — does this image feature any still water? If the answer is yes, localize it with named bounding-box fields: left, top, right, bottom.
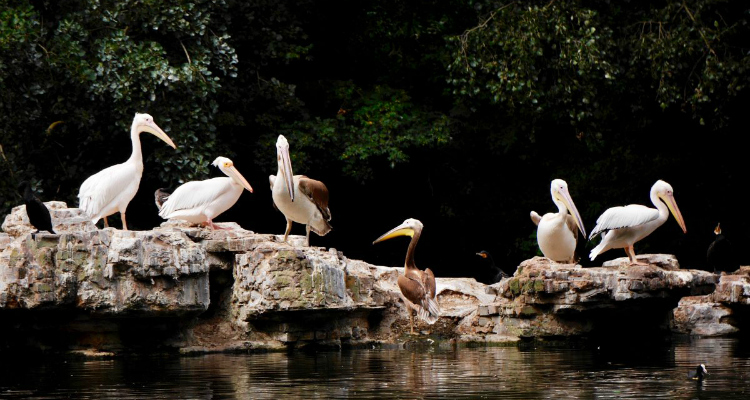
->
left=1, top=338, right=749, bottom=399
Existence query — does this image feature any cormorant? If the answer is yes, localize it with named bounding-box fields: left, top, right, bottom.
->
left=154, top=188, right=171, bottom=210
left=17, top=181, right=55, bottom=236
left=707, top=223, right=738, bottom=274
left=476, top=250, right=509, bottom=284
left=687, top=364, right=708, bottom=380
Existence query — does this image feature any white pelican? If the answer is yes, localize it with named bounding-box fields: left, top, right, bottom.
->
left=373, top=218, right=439, bottom=334
left=530, top=179, right=587, bottom=263
left=78, top=113, right=176, bottom=230
left=269, top=135, right=331, bottom=246
left=158, top=157, right=253, bottom=229
left=589, top=180, right=687, bottom=265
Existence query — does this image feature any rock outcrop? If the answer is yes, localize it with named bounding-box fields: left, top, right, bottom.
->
left=0, top=203, right=741, bottom=354
left=473, top=256, right=717, bottom=339
left=671, top=267, right=750, bottom=336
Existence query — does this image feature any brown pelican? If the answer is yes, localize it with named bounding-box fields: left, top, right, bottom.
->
left=589, top=180, right=686, bottom=265
left=158, top=157, right=253, bottom=229
left=18, top=181, right=55, bottom=236
left=373, top=218, right=439, bottom=334
left=78, top=113, right=176, bottom=230
left=269, top=135, right=331, bottom=246
left=530, top=179, right=587, bottom=263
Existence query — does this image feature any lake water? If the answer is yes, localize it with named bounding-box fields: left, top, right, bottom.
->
left=2, top=338, right=749, bottom=399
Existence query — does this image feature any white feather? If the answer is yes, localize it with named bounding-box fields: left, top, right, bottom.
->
left=159, top=177, right=242, bottom=224
left=78, top=161, right=141, bottom=223
left=589, top=204, right=659, bottom=239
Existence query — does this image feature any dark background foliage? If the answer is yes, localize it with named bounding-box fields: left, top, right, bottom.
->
left=2, top=0, right=749, bottom=280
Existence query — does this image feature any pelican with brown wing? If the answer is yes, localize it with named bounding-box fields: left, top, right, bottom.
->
left=269, top=135, right=332, bottom=246
left=373, top=218, right=440, bottom=335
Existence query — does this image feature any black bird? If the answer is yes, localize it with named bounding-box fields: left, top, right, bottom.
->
left=476, top=251, right=510, bottom=284
left=687, top=364, right=708, bottom=380
left=707, top=223, right=737, bottom=274
left=154, top=188, right=171, bottom=210
left=17, top=181, right=55, bottom=235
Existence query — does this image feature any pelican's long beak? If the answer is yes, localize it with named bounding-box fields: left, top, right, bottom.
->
left=142, top=121, right=177, bottom=149
left=278, top=144, right=295, bottom=201
left=373, top=222, right=414, bottom=244
left=663, top=193, right=687, bottom=233
left=227, top=166, right=253, bottom=193
left=558, top=188, right=587, bottom=238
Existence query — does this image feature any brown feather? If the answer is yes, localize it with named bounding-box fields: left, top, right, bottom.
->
left=565, top=214, right=579, bottom=244
left=298, top=176, right=331, bottom=220
left=397, top=274, right=428, bottom=307
left=424, top=268, right=436, bottom=298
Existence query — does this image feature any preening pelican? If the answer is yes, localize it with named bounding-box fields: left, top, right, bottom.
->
left=269, top=135, right=331, bottom=246
left=78, top=113, right=176, bottom=230
left=373, top=218, right=439, bottom=335
left=589, top=180, right=686, bottom=265
left=18, top=181, right=55, bottom=236
left=530, top=179, right=586, bottom=263
left=158, top=157, right=253, bottom=229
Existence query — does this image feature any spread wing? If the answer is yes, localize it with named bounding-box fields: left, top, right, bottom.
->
left=589, top=204, right=659, bottom=239
left=298, top=176, right=331, bottom=221
left=530, top=211, right=542, bottom=226
left=159, top=177, right=232, bottom=218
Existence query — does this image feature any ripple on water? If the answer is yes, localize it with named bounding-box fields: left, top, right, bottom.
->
left=1, top=338, right=749, bottom=399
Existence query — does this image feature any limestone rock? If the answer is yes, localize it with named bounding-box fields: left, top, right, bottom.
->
left=670, top=267, right=750, bottom=336
left=476, top=256, right=717, bottom=338
left=2, top=201, right=97, bottom=237
left=602, top=254, right=681, bottom=270
left=3, top=202, right=747, bottom=354
left=671, top=296, right=738, bottom=336
left=1, top=203, right=209, bottom=315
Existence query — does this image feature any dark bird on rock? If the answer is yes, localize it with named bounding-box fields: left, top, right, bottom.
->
left=476, top=251, right=509, bottom=284
left=707, top=223, right=738, bottom=274
left=17, top=181, right=55, bottom=236
left=687, top=364, right=708, bottom=380
left=154, top=188, right=171, bottom=210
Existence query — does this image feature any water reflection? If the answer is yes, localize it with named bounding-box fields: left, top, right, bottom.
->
left=1, top=338, right=749, bottom=399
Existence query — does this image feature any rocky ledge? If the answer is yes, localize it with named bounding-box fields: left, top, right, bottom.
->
left=475, top=256, right=718, bottom=340
left=671, top=267, right=750, bottom=337
left=0, top=203, right=740, bottom=355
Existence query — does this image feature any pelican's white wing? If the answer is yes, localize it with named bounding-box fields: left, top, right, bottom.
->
left=159, top=177, right=233, bottom=218
left=589, top=204, right=659, bottom=239
left=78, top=162, right=136, bottom=221
left=530, top=211, right=542, bottom=226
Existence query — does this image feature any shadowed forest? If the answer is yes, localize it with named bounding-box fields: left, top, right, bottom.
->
left=2, top=0, right=749, bottom=279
